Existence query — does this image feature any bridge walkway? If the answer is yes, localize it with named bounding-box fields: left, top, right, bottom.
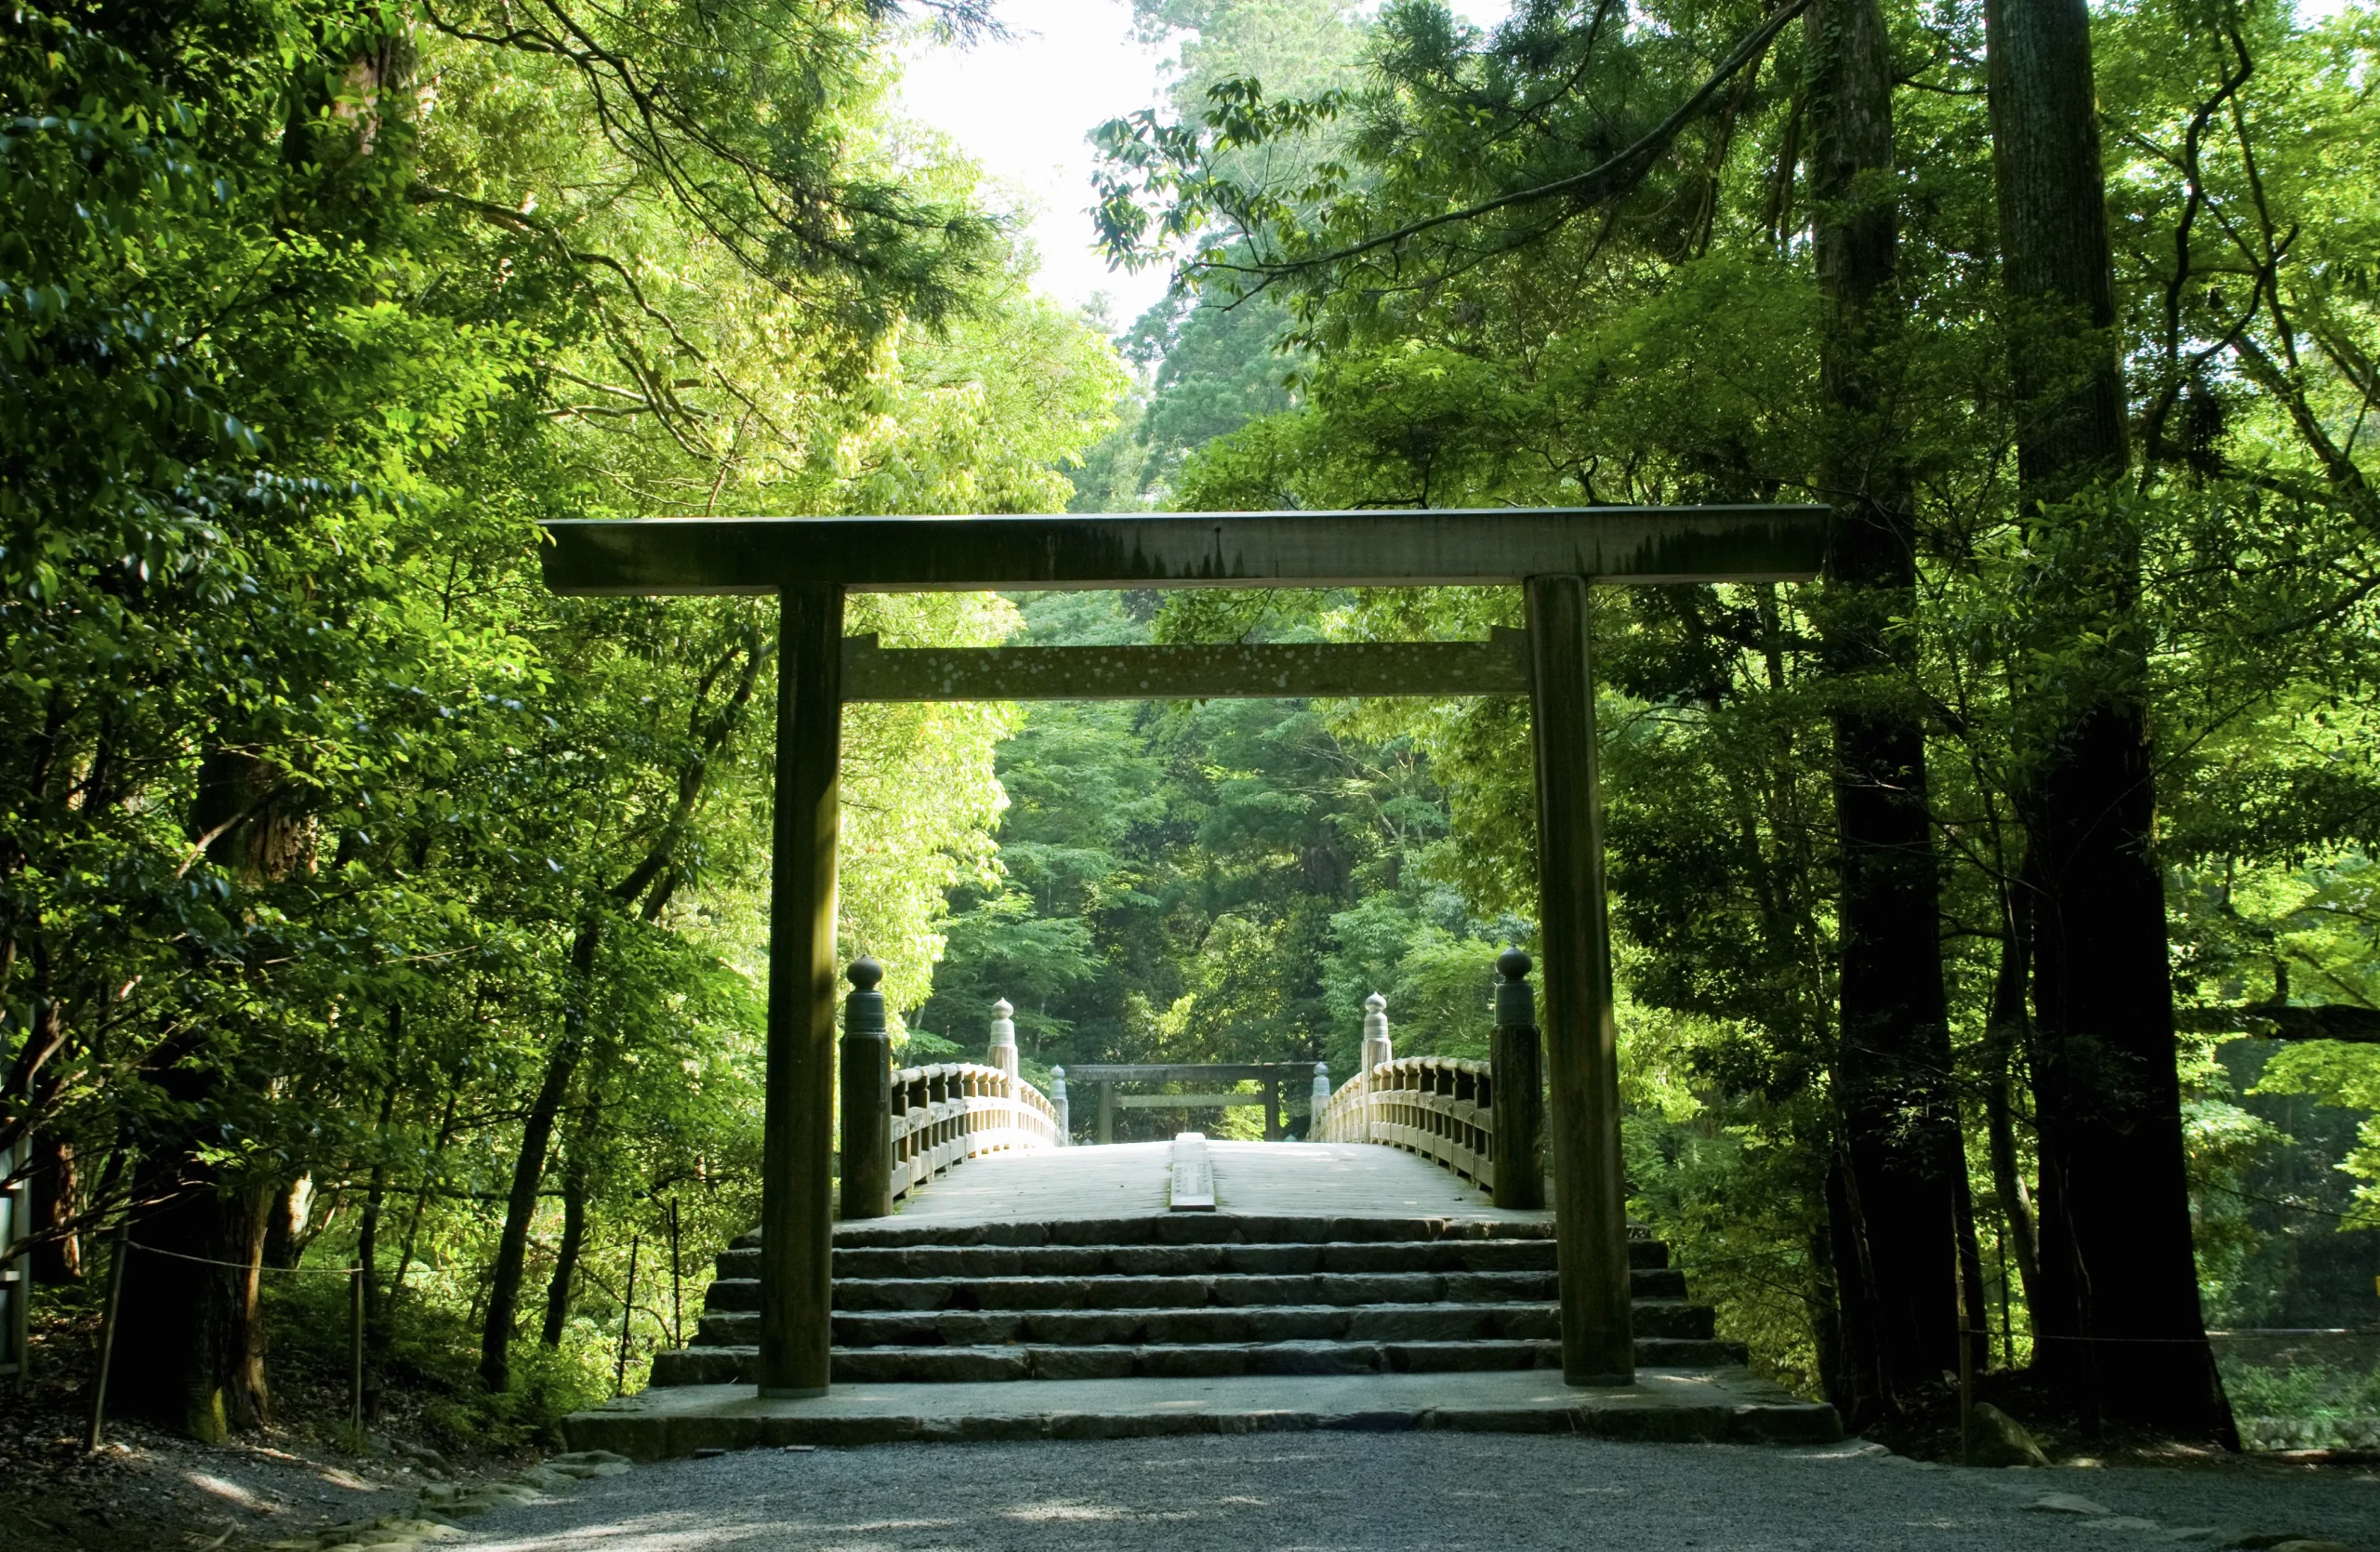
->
left=893, top=1138, right=1544, bottom=1226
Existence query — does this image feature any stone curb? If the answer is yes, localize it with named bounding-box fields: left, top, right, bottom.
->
left=563, top=1398, right=1842, bottom=1459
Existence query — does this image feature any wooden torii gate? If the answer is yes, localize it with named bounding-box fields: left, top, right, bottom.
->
left=537, top=505, right=1827, bottom=1399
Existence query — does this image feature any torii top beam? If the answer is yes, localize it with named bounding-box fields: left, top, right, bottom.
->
left=537, top=506, right=1830, bottom=595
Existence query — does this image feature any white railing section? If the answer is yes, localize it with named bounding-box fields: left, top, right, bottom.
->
left=889, top=1061, right=1062, bottom=1202
left=1311, top=1055, right=1497, bottom=1193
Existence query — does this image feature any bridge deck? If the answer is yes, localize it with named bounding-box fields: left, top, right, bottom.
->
left=894, top=1139, right=1552, bottom=1226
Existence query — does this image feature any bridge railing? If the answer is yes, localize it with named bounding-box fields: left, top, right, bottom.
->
left=1313, top=1055, right=1497, bottom=1191
left=1310, top=949, right=1546, bottom=1211
left=840, top=963, right=1064, bottom=1219
left=890, top=1061, right=1062, bottom=1203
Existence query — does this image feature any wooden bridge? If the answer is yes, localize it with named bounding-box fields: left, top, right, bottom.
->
left=563, top=961, right=1842, bottom=1455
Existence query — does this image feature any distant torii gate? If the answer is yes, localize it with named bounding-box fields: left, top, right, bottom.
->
left=537, top=506, right=1828, bottom=1399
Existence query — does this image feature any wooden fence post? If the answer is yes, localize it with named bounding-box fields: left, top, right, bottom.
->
left=839, top=958, right=892, bottom=1220
left=1050, top=1067, right=1070, bottom=1145
left=1098, top=1081, right=1115, bottom=1146
left=1491, top=949, right=1546, bottom=1210
left=86, top=1225, right=127, bottom=1451
left=614, top=1231, right=640, bottom=1396
left=668, top=1198, right=683, bottom=1349
left=349, top=1264, right=364, bottom=1431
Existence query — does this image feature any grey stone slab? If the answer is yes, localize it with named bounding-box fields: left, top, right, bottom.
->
left=649, top=1347, right=750, bottom=1386
left=1443, top=1270, right=1560, bottom=1301
left=564, top=1367, right=1841, bottom=1459
left=832, top=1310, right=1025, bottom=1346
left=1015, top=1309, right=1157, bottom=1345
left=1217, top=1244, right=1322, bottom=1273
left=828, top=1346, right=1031, bottom=1384
left=702, top=1277, right=760, bottom=1311
left=1022, top=1346, right=1140, bottom=1381
left=826, top=1278, right=959, bottom=1312
left=1345, top=1306, right=1504, bottom=1343
left=1382, top=1339, right=1550, bottom=1373
left=1241, top=1341, right=1387, bottom=1376
left=1138, top=1345, right=1254, bottom=1379
left=1093, top=1245, right=1228, bottom=1275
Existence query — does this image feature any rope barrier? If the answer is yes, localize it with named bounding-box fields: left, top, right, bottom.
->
left=115, top=1240, right=359, bottom=1275
left=87, top=1239, right=366, bottom=1453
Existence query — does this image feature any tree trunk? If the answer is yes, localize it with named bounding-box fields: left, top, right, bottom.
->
left=480, top=915, right=599, bottom=1391
left=1954, top=1154, right=1990, bottom=1377
left=540, top=1140, right=590, bottom=1347
left=19, top=939, right=79, bottom=1284
left=261, top=1176, right=312, bottom=1269
left=1984, top=0, right=2233, bottom=1439
left=1982, top=882, right=2042, bottom=1312
left=356, top=1064, right=399, bottom=1342
left=1806, top=0, right=1963, bottom=1426
left=106, top=735, right=310, bottom=1437
left=111, top=1158, right=274, bottom=1440
left=29, top=1131, right=79, bottom=1284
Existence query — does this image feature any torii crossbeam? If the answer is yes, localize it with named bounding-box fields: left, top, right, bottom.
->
left=538, top=505, right=1829, bottom=1398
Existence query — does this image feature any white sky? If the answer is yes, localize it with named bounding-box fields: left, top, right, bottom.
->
left=897, top=0, right=1175, bottom=325
left=898, top=0, right=2307, bottom=326
left=896, top=0, right=1513, bottom=328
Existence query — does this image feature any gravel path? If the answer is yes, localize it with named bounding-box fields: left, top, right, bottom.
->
left=455, top=1434, right=2380, bottom=1551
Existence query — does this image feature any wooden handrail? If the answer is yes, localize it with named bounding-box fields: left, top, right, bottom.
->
left=1313, top=957, right=1542, bottom=1210
left=1310, top=1055, right=1498, bottom=1193
left=886, top=1060, right=1063, bottom=1204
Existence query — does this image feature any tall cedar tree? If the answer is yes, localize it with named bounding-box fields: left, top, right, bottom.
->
left=1983, top=0, right=2233, bottom=1437
left=1805, top=0, right=1964, bottom=1426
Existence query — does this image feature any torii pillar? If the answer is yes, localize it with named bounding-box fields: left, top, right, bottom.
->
left=536, top=505, right=1829, bottom=1396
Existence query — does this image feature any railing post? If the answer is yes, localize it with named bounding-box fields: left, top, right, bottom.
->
left=839, top=958, right=892, bottom=1220
left=1098, top=1080, right=1116, bottom=1146
left=1310, top=1063, right=1330, bottom=1140
left=1360, top=993, right=1392, bottom=1144
left=987, top=998, right=1019, bottom=1080
left=1361, top=992, right=1394, bottom=1072
left=1051, top=1066, right=1070, bottom=1145
left=1491, top=948, right=1545, bottom=1210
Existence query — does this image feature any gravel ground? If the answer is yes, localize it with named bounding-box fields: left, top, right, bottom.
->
left=453, top=1434, right=2380, bottom=1552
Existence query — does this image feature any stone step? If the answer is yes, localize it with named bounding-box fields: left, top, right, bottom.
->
left=720, top=1237, right=1667, bottom=1280
left=734, top=1213, right=1562, bottom=1253
left=701, top=1267, right=1689, bottom=1313
left=568, top=1369, right=1842, bottom=1458
left=649, top=1333, right=1752, bottom=1387
left=693, top=1298, right=1715, bottom=1352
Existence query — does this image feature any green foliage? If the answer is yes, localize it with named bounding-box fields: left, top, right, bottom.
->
left=0, top=0, right=1124, bottom=1424
left=2220, top=1360, right=2380, bottom=1423
left=1084, top=0, right=2380, bottom=1393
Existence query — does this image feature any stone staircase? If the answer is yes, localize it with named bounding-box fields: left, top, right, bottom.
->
left=648, top=1213, right=1745, bottom=1386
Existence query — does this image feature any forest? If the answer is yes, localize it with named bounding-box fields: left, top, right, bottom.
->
left=3, top=0, right=2380, bottom=1461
